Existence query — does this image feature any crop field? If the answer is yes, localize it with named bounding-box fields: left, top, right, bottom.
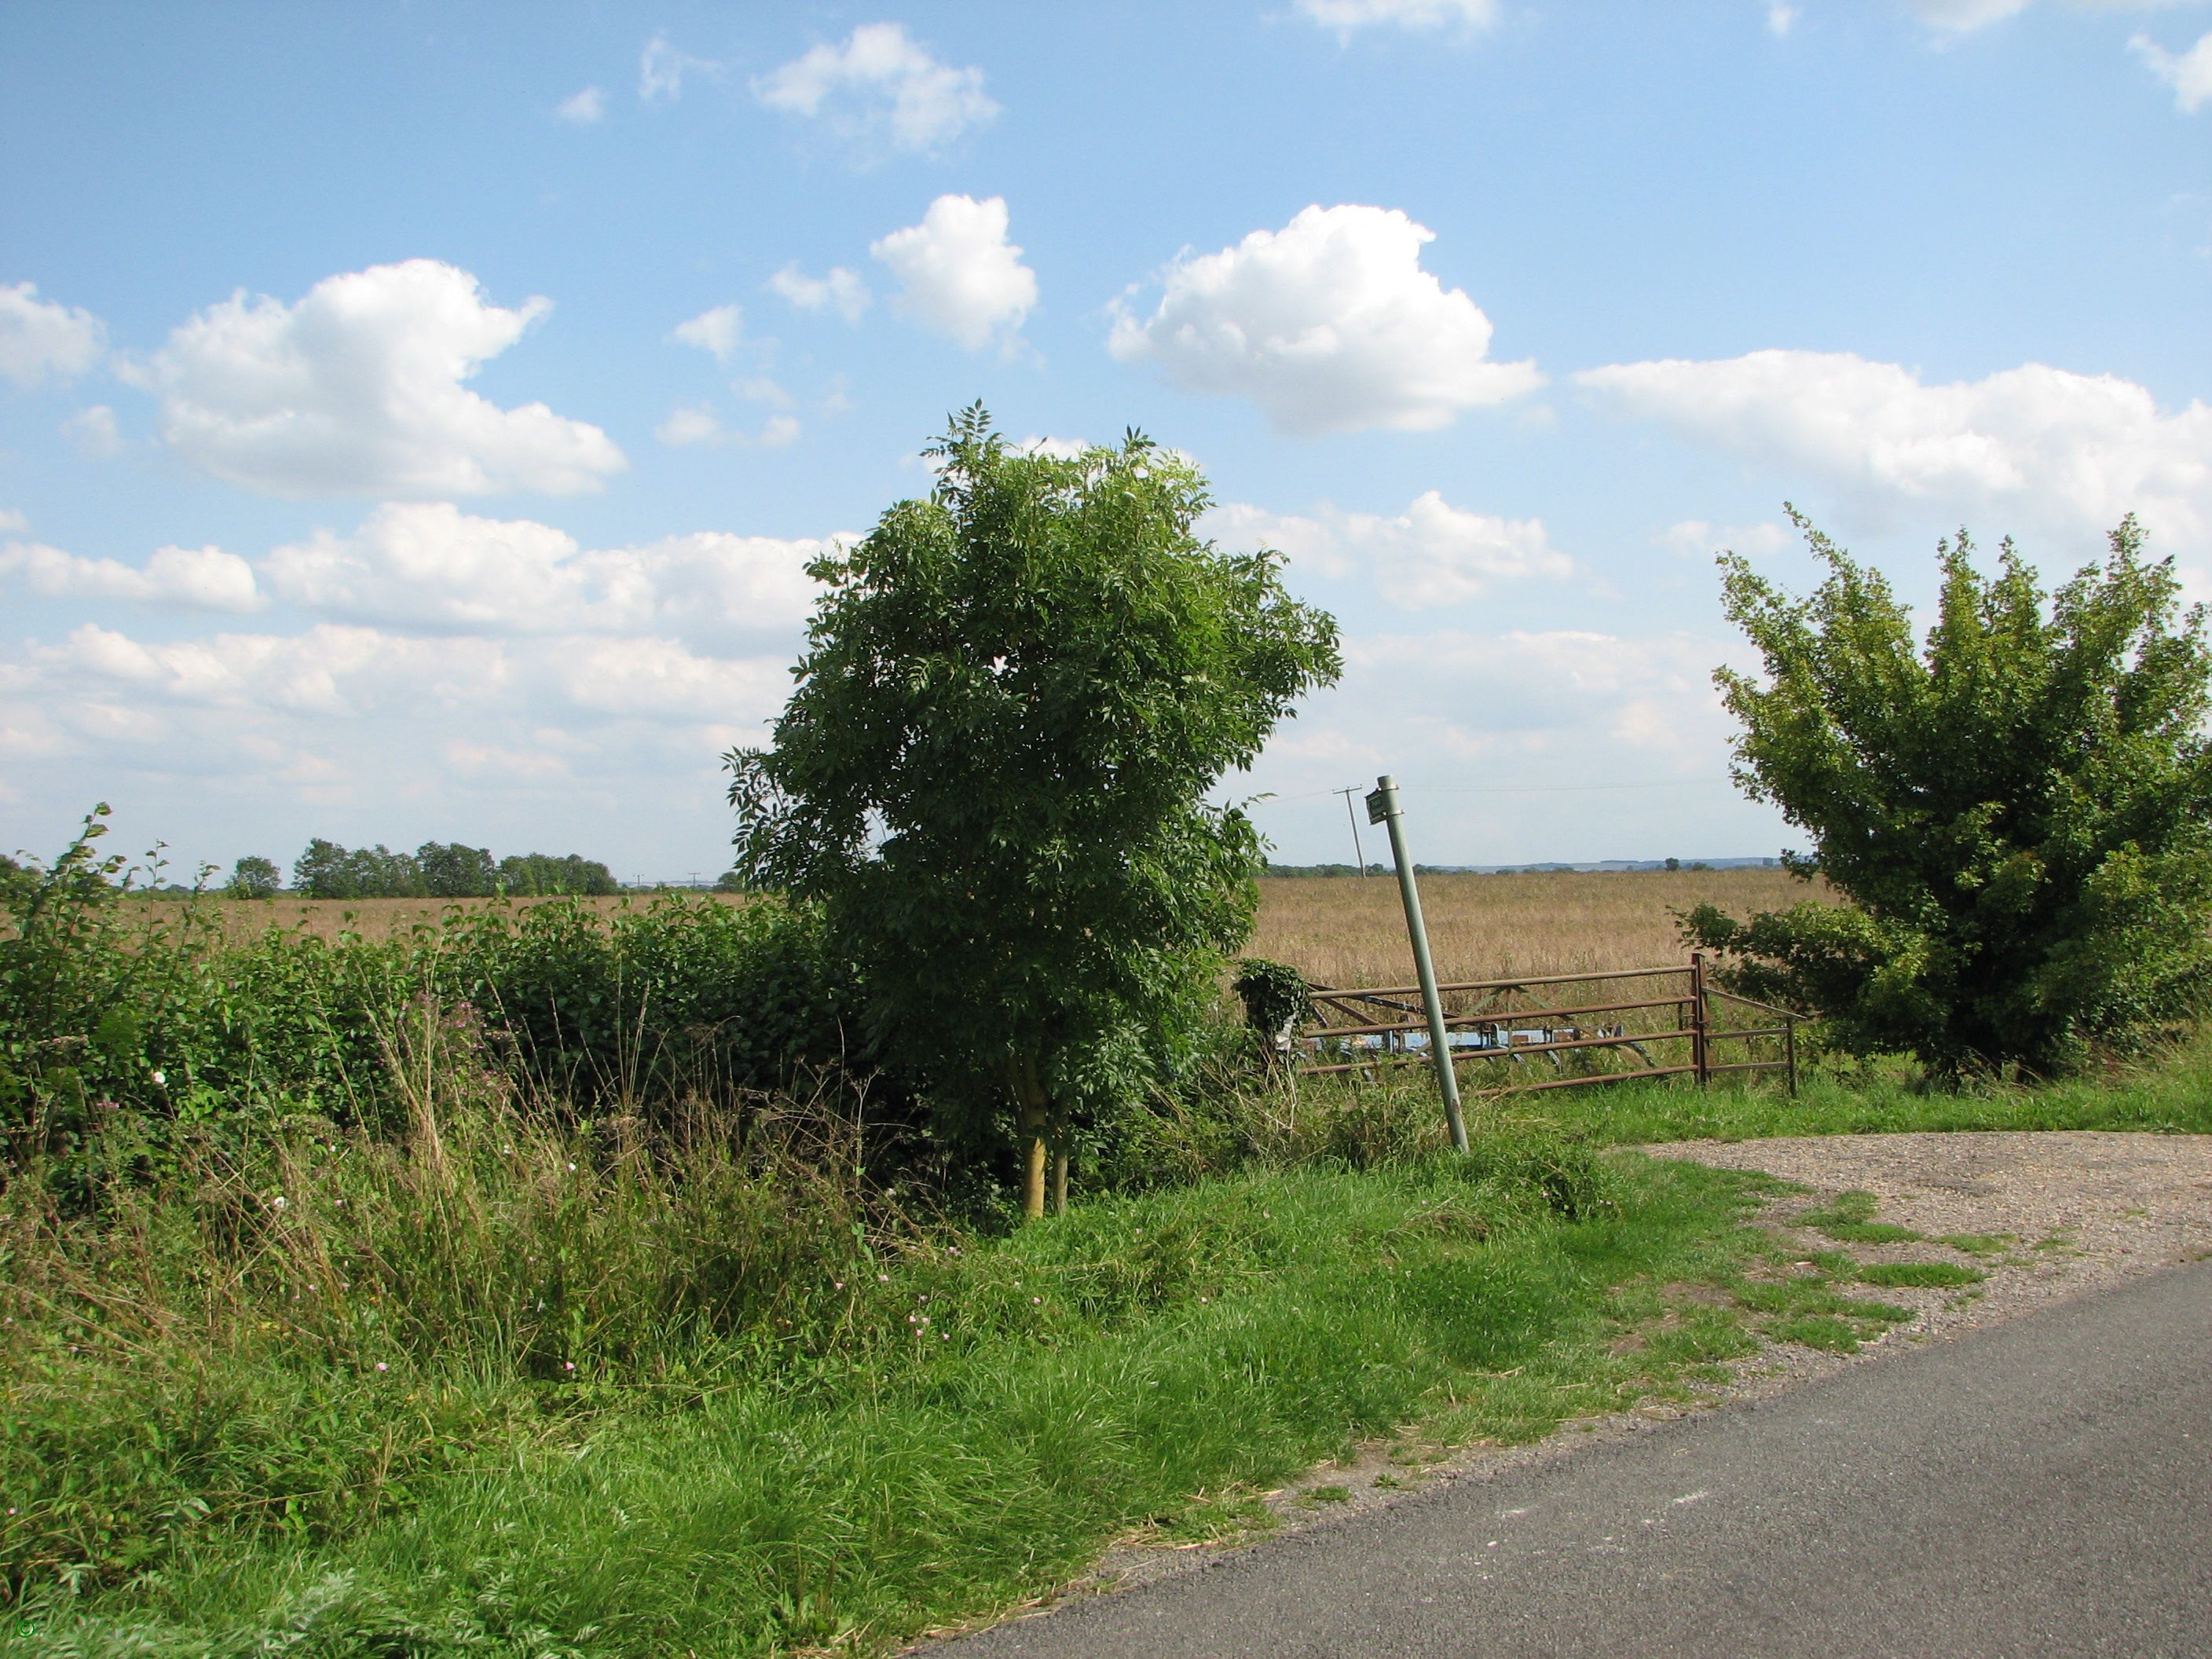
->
left=161, top=867, right=1815, bottom=977
left=167, top=891, right=709, bottom=943
left=1248, top=867, right=1815, bottom=987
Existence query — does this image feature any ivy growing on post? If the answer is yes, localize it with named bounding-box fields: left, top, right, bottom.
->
left=727, top=407, right=1341, bottom=1218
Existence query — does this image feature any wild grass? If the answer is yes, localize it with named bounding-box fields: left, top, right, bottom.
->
left=1498, top=1033, right=2212, bottom=1144
left=2, top=1100, right=1788, bottom=1658
left=1277, top=1024, right=2212, bottom=1152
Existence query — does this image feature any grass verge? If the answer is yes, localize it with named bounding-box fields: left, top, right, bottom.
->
left=1442, top=1027, right=2212, bottom=1145
left=4, top=1141, right=1862, bottom=1659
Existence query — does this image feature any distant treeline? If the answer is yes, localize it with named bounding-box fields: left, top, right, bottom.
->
left=225, top=840, right=621, bottom=899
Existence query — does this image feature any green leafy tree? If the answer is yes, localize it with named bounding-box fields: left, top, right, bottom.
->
left=727, top=408, right=1341, bottom=1217
left=1683, top=511, right=2212, bottom=1077
left=291, top=840, right=425, bottom=899
left=226, top=855, right=281, bottom=899
left=291, top=838, right=357, bottom=899
left=496, top=852, right=619, bottom=896
left=418, top=840, right=497, bottom=898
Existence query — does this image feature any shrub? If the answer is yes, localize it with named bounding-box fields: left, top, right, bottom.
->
left=729, top=408, right=1340, bottom=1216
left=1686, top=512, right=2212, bottom=1076
left=3, top=813, right=868, bottom=1187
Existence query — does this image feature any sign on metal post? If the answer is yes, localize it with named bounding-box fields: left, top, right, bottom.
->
left=1366, top=775, right=1470, bottom=1153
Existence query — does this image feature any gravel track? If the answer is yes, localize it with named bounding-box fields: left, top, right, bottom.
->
left=1649, top=1129, right=2212, bottom=1352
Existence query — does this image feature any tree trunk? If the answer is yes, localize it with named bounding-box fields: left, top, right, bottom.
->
left=1049, top=1141, right=1069, bottom=1215
left=1009, top=1053, right=1049, bottom=1221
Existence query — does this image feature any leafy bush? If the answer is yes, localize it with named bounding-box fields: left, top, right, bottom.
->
left=729, top=408, right=1341, bottom=1216
left=2, top=813, right=866, bottom=1187
left=436, top=892, right=866, bottom=1111
left=1686, top=512, right=2212, bottom=1075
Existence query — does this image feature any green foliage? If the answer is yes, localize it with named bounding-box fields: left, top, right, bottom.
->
left=292, top=838, right=424, bottom=899
left=0, top=1082, right=878, bottom=1602
left=225, top=855, right=281, bottom=899
left=417, top=840, right=496, bottom=898
left=1, top=1140, right=1755, bottom=1648
left=437, top=892, right=863, bottom=1110
left=728, top=407, right=1340, bottom=1185
left=1686, top=511, right=2212, bottom=1075
left=1232, top=957, right=1313, bottom=1044
left=0, top=807, right=222, bottom=1197
left=289, top=840, right=618, bottom=899
left=2, top=813, right=860, bottom=1182
left=496, top=851, right=620, bottom=896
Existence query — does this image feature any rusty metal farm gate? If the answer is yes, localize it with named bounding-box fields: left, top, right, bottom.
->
left=1288, top=953, right=1800, bottom=1101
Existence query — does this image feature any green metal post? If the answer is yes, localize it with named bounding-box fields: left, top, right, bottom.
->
left=1367, top=775, right=1470, bottom=1153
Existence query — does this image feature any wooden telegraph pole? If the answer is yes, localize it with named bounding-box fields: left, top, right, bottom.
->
left=1334, top=785, right=1370, bottom=875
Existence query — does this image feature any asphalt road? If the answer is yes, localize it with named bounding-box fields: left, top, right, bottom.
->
left=943, top=1258, right=2212, bottom=1659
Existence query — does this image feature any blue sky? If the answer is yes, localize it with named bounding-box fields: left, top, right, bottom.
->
left=2, top=0, right=2207, bottom=881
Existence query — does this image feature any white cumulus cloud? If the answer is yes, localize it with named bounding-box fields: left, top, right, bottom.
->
left=870, top=194, right=1038, bottom=352
left=1295, top=0, right=1500, bottom=32
left=657, top=405, right=724, bottom=447
left=1577, top=349, right=2212, bottom=553
left=0, top=539, right=264, bottom=612
left=135, top=260, right=624, bottom=500
left=1901, top=0, right=2032, bottom=28
left=258, top=501, right=837, bottom=643
left=1659, top=518, right=1793, bottom=559
left=0, top=489, right=859, bottom=855
left=1767, top=3, right=1800, bottom=35
left=654, top=405, right=801, bottom=450
left=1016, top=435, right=1091, bottom=460
left=754, top=22, right=997, bottom=156
left=1903, top=0, right=2205, bottom=32
left=62, top=405, right=123, bottom=456
left=1108, top=204, right=1542, bottom=435
left=672, top=303, right=743, bottom=363
left=556, top=86, right=606, bottom=123
left=639, top=33, right=718, bottom=102
left=767, top=264, right=872, bottom=324
left=1207, top=492, right=1569, bottom=606
left=0, top=621, right=794, bottom=797
left=0, top=282, right=106, bottom=389
left=2133, top=28, right=2212, bottom=110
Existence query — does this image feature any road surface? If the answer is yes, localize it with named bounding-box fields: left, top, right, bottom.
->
left=943, top=1258, right=2212, bottom=1658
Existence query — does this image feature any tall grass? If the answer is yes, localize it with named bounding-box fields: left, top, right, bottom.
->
left=1, top=1013, right=886, bottom=1602
left=4, top=1118, right=1778, bottom=1657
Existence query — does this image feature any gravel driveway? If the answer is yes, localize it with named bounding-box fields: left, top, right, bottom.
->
left=1647, top=1129, right=2212, bottom=1352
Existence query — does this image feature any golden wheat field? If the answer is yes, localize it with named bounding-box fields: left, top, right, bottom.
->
left=1247, top=868, right=1815, bottom=987
left=174, top=867, right=1815, bottom=984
